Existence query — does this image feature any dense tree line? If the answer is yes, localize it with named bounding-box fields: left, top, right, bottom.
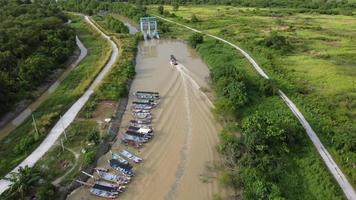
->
left=0, top=0, right=76, bottom=116
left=59, top=0, right=148, bottom=21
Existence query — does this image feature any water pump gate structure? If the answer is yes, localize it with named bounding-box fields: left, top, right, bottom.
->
left=140, top=17, right=160, bottom=39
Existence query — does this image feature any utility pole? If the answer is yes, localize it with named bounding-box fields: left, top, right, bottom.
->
left=61, top=138, right=65, bottom=151
left=61, top=115, right=68, bottom=140
left=32, top=114, right=39, bottom=140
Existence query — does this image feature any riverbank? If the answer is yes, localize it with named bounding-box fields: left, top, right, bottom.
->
left=8, top=15, right=139, bottom=200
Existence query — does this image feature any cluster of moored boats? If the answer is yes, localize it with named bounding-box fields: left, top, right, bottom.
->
left=121, top=91, right=159, bottom=147
left=76, top=91, right=160, bottom=199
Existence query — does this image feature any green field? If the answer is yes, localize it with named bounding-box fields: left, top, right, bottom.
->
left=148, top=5, right=356, bottom=199
left=151, top=4, right=356, bottom=185
left=0, top=14, right=111, bottom=178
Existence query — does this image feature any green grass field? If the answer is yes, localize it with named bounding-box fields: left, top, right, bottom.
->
left=0, top=14, right=111, bottom=178
left=150, top=5, right=356, bottom=185
left=149, top=5, right=355, bottom=199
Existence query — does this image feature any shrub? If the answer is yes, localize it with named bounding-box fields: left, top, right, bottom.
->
left=190, top=14, right=200, bottom=23
left=84, top=148, right=96, bottom=165
left=188, top=33, right=204, bottom=48
left=158, top=5, right=164, bottom=15
left=264, top=32, right=293, bottom=53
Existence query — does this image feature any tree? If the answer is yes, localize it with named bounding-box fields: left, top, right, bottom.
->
left=158, top=5, right=164, bottom=15
left=7, top=166, right=41, bottom=199
left=223, top=81, right=248, bottom=108
left=188, top=32, right=204, bottom=48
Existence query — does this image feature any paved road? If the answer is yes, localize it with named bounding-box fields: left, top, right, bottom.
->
left=0, top=16, right=119, bottom=195
left=155, top=15, right=356, bottom=200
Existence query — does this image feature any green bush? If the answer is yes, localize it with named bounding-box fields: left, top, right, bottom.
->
left=84, top=148, right=96, bottom=165
left=188, top=33, right=204, bottom=48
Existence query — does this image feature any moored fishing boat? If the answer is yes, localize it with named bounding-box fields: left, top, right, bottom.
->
left=130, top=119, right=151, bottom=125
left=109, top=159, right=135, bottom=177
left=133, top=112, right=152, bottom=120
left=96, top=170, right=130, bottom=183
left=89, top=187, right=118, bottom=199
left=119, top=148, right=143, bottom=163
left=110, top=151, right=129, bottom=164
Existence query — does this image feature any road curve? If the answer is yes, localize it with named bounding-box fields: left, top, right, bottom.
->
left=155, top=15, right=356, bottom=200
left=0, top=16, right=119, bottom=195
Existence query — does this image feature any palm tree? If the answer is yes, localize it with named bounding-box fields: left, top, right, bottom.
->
left=7, top=166, right=41, bottom=199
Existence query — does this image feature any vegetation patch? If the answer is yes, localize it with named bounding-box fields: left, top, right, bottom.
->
left=0, top=14, right=111, bottom=178
left=0, top=0, right=76, bottom=116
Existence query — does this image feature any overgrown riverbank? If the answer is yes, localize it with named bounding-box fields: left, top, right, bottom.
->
left=0, top=14, right=139, bottom=199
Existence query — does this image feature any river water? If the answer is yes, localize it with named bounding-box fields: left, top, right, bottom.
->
left=68, top=37, right=224, bottom=200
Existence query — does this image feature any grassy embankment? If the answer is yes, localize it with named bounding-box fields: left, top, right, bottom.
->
left=34, top=15, right=138, bottom=187
left=155, top=5, right=356, bottom=185
left=0, top=14, right=111, bottom=178
left=149, top=5, right=354, bottom=199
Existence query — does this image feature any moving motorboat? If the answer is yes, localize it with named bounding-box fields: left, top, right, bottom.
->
left=170, top=55, right=178, bottom=65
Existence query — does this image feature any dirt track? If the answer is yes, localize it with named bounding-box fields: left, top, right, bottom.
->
left=68, top=40, right=224, bottom=200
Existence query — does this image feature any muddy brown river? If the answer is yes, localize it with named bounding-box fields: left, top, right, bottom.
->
left=68, top=39, right=224, bottom=200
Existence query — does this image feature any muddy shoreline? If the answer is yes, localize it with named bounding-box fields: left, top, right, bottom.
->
left=57, top=93, right=131, bottom=200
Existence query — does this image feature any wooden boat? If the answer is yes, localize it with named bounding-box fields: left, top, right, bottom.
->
left=132, top=104, right=152, bottom=110
left=130, top=123, right=152, bottom=129
left=135, top=93, right=159, bottom=100
left=119, top=148, right=143, bottom=163
left=76, top=180, right=118, bottom=199
left=109, top=159, right=135, bottom=177
left=110, top=151, right=129, bottom=164
left=132, top=109, right=151, bottom=114
left=96, top=170, right=130, bottom=183
left=89, top=187, right=118, bottom=199
left=130, top=119, right=151, bottom=125
left=96, top=181, right=126, bottom=192
left=125, top=130, right=151, bottom=140
left=133, top=112, right=152, bottom=120
left=133, top=99, right=157, bottom=106
left=135, top=91, right=160, bottom=98
left=127, top=126, right=153, bottom=135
